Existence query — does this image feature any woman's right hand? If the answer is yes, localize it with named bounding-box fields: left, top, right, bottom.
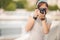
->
left=34, top=9, right=39, bottom=17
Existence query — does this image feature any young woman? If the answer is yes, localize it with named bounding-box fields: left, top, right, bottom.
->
left=25, top=1, right=51, bottom=40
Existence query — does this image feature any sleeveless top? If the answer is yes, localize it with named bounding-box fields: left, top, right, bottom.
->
left=26, top=13, right=52, bottom=40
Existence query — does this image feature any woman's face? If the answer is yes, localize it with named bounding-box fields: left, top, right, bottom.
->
left=39, top=3, right=48, bottom=13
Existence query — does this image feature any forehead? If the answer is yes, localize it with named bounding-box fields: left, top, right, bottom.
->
left=40, top=4, right=47, bottom=8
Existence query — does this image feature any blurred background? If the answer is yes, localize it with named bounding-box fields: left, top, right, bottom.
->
left=0, top=0, right=60, bottom=40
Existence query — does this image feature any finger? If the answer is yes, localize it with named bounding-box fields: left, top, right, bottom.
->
left=39, top=14, right=45, bottom=18
left=39, top=14, right=45, bottom=17
left=35, top=9, right=39, bottom=13
left=34, top=9, right=39, bottom=17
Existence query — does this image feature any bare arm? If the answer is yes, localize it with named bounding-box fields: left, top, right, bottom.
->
left=42, top=20, right=51, bottom=34
left=25, top=16, right=35, bottom=32
left=25, top=9, right=38, bottom=32
left=37, top=9, right=51, bottom=34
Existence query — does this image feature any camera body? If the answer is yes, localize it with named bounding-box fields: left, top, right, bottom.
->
left=38, top=8, right=46, bottom=14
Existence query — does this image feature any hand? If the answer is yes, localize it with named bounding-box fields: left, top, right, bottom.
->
left=34, top=9, right=46, bottom=20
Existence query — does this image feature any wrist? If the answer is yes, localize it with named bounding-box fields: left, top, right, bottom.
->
left=33, top=16, right=37, bottom=20
left=41, top=19, right=46, bottom=24
left=41, top=18, right=46, bottom=21
left=42, top=20, right=46, bottom=22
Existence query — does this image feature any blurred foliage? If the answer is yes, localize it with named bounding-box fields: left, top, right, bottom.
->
left=16, top=0, right=27, bottom=9
left=0, top=0, right=2, bottom=8
left=0, top=0, right=16, bottom=11
left=4, top=2, right=16, bottom=11
left=48, top=5, right=59, bottom=11
left=0, top=0, right=12, bottom=8
left=58, top=8, right=60, bottom=10
left=25, top=5, right=36, bottom=11
left=0, top=0, right=60, bottom=11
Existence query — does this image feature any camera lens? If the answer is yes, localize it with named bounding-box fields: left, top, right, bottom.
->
left=39, top=8, right=46, bottom=14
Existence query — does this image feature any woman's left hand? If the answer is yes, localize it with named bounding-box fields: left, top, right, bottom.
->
left=37, top=9, right=46, bottom=20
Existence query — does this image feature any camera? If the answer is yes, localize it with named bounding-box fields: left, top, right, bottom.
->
left=38, top=8, right=46, bottom=14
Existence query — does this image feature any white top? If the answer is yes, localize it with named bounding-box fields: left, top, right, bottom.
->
left=26, top=13, right=52, bottom=40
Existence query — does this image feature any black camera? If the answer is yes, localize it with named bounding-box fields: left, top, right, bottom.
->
left=38, top=8, right=46, bottom=14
